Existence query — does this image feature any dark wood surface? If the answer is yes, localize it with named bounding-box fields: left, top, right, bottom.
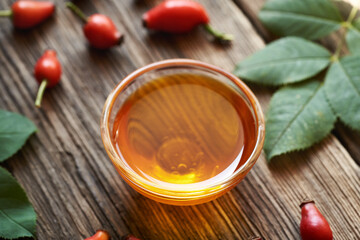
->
left=0, top=0, right=359, bottom=239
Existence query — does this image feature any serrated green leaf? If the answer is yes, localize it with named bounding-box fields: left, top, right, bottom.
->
left=233, top=37, right=331, bottom=85
left=265, top=81, right=336, bottom=160
left=259, top=0, right=342, bottom=40
left=0, top=110, right=37, bottom=162
left=324, top=56, right=360, bottom=130
left=346, top=18, right=360, bottom=55
left=0, top=166, right=36, bottom=239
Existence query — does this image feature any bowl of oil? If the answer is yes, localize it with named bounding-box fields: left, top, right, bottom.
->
left=101, top=59, right=265, bottom=205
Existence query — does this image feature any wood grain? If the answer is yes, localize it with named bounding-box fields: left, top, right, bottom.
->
left=0, top=0, right=359, bottom=239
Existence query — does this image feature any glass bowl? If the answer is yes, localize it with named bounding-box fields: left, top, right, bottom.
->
left=100, top=59, right=265, bottom=205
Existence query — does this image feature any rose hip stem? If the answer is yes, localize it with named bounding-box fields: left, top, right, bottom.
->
left=203, top=24, right=233, bottom=42
left=0, top=1, right=54, bottom=29
left=66, top=2, right=87, bottom=23
left=34, top=50, right=62, bottom=108
left=66, top=2, right=123, bottom=49
left=300, top=200, right=333, bottom=240
left=142, top=0, right=233, bottom=42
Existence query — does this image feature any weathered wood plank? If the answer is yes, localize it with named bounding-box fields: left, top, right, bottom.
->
left=0, top=0, right=359, bottom=239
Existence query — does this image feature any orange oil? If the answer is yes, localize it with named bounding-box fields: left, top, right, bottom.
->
left=112, top=73, right=256, bottom=186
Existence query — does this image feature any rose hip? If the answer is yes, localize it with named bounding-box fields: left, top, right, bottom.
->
left=85, top=230, right=110, bottom=240
left=121, top=234, right=141, bottom=240
left=34, top=50, right=62, bottom=108
left=300, top=200, right=333, bottom=240
left=66, top=2, right=123, bottom=49
left=143, top=0, right=233, bottom=42
left=0, top=0, right=54, bottom=29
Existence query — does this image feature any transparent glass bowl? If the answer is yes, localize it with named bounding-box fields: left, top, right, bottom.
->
left=100, top=59, right=265, bottom=205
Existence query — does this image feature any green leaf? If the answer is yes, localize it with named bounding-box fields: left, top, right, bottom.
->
left=0, top=110, right=37, bottom=162
left=259, top=0, right=342, bottom=40
left=0, top=166, right=36, bottom=239
left=265, top=81, right=336, bottom=160
left=324, top=56, right=360, bottom=130
left=346, top=18, right=360, bottom=55
left=233, top=37, right=331, bottom=85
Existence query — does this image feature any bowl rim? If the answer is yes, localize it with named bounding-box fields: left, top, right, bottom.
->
left=100, top=58, right=265, bottom=199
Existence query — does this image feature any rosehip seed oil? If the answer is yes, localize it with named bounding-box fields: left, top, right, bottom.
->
left=112, top=73, right=256, bottom=187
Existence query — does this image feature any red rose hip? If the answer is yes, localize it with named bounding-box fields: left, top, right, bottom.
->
left=121, top=234, right=141, bottom=240
left=34, top=50, right=62, bottom=108
left=143, top=0, right=232, bottom=42
left=300, top=200, right=333, bottom=240
left=66, top=2, right=123, bottom=49
left=0, top=0, right=54, bottom=29
left=143, top=0, right=209, bottom=33
left=84, top=230, right=110, bottom=240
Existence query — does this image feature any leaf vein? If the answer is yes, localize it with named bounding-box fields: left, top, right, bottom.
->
left=0, top=209, right=33, bottom=237
left=338, top=61, right=360, bottom=97
left=269, top=84, right=322, bottom=151
left=261, top=10, right=341, bottom=25
left=240, top=57, right=329, bottom=70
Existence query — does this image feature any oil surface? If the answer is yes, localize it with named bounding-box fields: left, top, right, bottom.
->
left=112, top=73, right=256, bottom=186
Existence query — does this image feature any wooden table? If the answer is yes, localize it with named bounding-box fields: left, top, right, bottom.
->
left=1, top=0, right=359, bottom=239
